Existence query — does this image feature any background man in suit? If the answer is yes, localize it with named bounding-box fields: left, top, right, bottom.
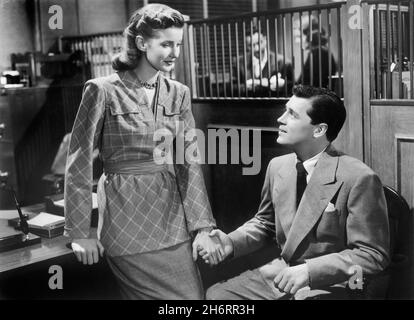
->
left=201, top=85, right=390, bottom=299
left=233, top=29, right=293, bottom=96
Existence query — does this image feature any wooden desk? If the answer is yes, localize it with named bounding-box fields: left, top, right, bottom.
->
left=0, top=203, right=72, bottom=273
left=0, top=220, right=71, bottom=274
left=0, top=204, right=119, bottom=299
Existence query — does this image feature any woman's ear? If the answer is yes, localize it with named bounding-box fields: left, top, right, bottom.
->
left=135, top=35, right=147, bottom=52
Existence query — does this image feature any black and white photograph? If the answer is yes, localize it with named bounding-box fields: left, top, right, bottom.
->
left=0, top=0, right=413, bottom=306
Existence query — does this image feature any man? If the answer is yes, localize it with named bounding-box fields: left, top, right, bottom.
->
left=233, top=29, right=293, bottom=96
left=201, top=85, right=390, bottom=300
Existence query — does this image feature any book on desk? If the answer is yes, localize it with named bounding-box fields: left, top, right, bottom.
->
left=7, top=192, right=98, bottom=238
left=9, top=212, right=65, bottom=238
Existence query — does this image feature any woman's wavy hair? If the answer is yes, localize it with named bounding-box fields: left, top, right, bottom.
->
left=302, top=15, right=329, bottom=49
left=112, top=3, right=185, bottom=71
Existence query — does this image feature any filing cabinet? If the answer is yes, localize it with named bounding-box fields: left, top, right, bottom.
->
left=0, top=84, right=83, bottom=208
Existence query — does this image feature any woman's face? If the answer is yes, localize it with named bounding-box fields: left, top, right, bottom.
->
left=141, top=27, right=184, bottom=72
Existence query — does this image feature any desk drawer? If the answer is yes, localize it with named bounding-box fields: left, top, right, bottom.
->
left=0, top=96, right=12, bottom=143
left=0, top=141, right=17, bottom=208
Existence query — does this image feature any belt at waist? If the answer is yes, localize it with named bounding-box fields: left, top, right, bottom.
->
left=104, top=159, right=167, bottom=175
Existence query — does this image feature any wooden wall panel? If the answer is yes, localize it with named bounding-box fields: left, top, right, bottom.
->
left=38, top=0, right=79, bottom=52
left=395, top=136, right=414, bottom=207
left=371, top=101, right=414, bottom=299
left=37, top=0, right=128, bottom=53
left=371, top=103, right=414, bottom=193
left=77, top=0, right=127, bottom=35
left=0, top=0, right=34, bottom=71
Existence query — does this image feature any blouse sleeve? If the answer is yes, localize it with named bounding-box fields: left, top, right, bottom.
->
left=64, top=80, right=106, bottom=239
left=173, top=86, right=216, bottom=234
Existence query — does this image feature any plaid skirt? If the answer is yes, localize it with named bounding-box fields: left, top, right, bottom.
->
left=106, top=240, right=204, bottom=300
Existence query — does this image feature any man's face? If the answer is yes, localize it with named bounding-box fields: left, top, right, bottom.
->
left=277, top=95, right=317, bottom=147
left=142, top=27, right=183, bottom=72
left=246, top=32, right=267, bottom=59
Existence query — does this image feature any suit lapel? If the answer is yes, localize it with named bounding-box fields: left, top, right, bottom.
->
left=156, top=74, right=168, bottom=108
left=273, top=154, right=297, bottom=237
left=281, top=147, right=343, bottom=262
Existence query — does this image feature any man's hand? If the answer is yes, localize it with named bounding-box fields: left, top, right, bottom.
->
left=198, top=229, right=234, bottom=266
left=71, top=238, right=104, bottom=265
left=270, top=73, right=286, bottom=91
left=273, top=263, right=310, bottom=295
left=246, top=78, right=268, bottom=89
left=192, top=229, right=224, bottom=265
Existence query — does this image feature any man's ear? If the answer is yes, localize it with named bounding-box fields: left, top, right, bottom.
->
left=314, top=123, right=328, bottom=138
left=135, top=35, right=147, bottom=52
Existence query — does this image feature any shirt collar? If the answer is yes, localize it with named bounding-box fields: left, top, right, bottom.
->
left=296, top=145, right=329, bottom=177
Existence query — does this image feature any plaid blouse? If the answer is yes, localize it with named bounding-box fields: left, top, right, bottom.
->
left=64, top=70, right=216, bottom=256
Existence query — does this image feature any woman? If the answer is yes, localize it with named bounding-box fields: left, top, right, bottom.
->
left=64, top=4, right=222, bottom=299
left=295, top=15, right=337, bottom=88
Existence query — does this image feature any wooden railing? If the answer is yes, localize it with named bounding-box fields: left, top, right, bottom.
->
left=58, top=1, right=413, bottom=101
left=364, top=0, right=414, bottom=99
left=184, top=2, right=346, bottom=99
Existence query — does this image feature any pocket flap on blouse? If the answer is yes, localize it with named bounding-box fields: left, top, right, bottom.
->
left=160, top=103, right=181, bottom=116
left=108, top=101, right=141, bottom=116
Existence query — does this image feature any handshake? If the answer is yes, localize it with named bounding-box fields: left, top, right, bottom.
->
left=192, top=228, right=234, bottom=266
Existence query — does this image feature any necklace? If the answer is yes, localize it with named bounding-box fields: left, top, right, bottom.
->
left=138, top=79, right=157, bottom=89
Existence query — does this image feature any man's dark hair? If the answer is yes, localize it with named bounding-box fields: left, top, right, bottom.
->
left=292, top=85, right=346, bottom=142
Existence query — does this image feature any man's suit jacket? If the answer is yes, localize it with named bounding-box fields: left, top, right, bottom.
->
left=229, top=145, right=390, bottom=289
left=232, top=51, right=294, bottom=94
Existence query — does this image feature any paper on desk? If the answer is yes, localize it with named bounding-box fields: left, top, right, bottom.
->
left=53, top=193, right=98, bottom=209
left=0, top=210, right=20, bottom=220
left=27, top=212, right=65, bottom=228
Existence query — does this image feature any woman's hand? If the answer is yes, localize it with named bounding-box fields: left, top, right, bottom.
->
left=199, top=229, right=234, bottom=266
left=71, top=238, right=104, bottom=265
left=192, top=228, right=224, bottom=265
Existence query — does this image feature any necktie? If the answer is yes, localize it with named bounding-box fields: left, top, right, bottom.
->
left=296, top=161, right=307, bottom=209
left=253, top=57, right=260, bottom=79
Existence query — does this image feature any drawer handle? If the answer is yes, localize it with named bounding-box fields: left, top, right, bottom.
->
left=0, top=170, right=9, bottom=188
left=0, top=123, right=5, bottom=139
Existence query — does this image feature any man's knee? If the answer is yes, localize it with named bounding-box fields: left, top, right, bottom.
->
left=206, top=282, right=229, bottom=300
